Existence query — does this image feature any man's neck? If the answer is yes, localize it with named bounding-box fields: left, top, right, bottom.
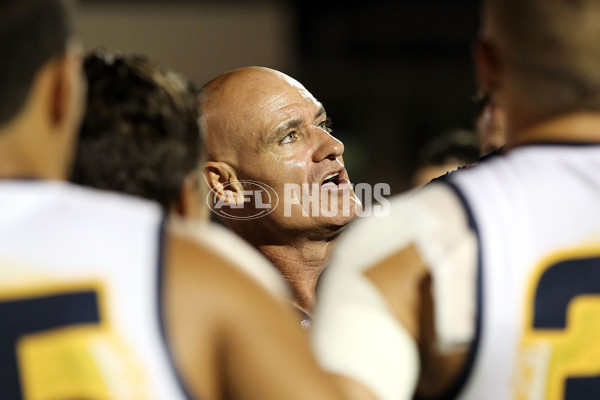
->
left=258, top=238, right=334, bottom=316
left=506, top=112, right=600, bottom=150
left=0, top=119, right=64, bottom=180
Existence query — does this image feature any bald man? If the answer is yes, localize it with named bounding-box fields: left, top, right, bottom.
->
left=200, top=67, right=360, bottom=318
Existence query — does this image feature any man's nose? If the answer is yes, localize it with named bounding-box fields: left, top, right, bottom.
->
left=312, top=129, right=344, bottom=162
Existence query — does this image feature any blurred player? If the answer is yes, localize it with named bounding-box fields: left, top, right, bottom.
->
left=0, top=1, right=343, bottom=399
left=474, top=93, right=506, bottom=156
left=312, top=0, right=600, bottom=399
left=70, top=50, right=289, bottom=299
left=411, top=129, right=479, bottom=188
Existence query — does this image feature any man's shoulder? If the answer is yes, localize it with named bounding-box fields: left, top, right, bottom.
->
left=64, top=182, right=163, bottom=220
left=171, top=219, right=291, bottom=300
left=1, top=179, right=159, bottom=211
left=331, top=182, right=471, bottom=278
left=164, top=230, right=284, bottom=306
left=0, top=180, right=164, bottom=232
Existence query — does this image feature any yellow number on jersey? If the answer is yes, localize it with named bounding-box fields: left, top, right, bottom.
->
left=516, top=247, right=600, bottom=400
left=0, top=280, right=149, bottom=400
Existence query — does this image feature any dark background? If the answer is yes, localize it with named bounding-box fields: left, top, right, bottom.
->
left=78, top=0, right=482, bottom=193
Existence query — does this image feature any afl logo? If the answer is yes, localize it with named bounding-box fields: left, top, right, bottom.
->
left=207, top=180, right=279, bottom=220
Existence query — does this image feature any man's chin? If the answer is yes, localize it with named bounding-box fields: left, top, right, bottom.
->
left=315, top=207, right=358, bottom=228
left=317, top=213, right=357, bottom=241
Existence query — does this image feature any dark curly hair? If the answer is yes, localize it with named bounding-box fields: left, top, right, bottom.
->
left=70, top=50, right=202, bottom=210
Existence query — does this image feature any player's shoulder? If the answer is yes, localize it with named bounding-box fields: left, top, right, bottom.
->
left=170, top=219, right=291, bottom=299
left=3, top=179, right=162, bottom=223
left=63, top=181, right=162, bottom=220
left=164, top=228, right=286, bottom=310
left=346, top=181, right=465, bottom=240
left=332, top=181, right=469, bottom=274
left=0, top=180, right=164, bottom=242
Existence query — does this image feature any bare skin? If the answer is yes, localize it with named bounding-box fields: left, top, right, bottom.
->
left=2, top=50, right=344, bottom=399
left=260, top=238, right=332, bottom=314
left=0, top=52, right=85, bottom=180
left=165, top=232, right=343, bottom=400
left=363, top=246, right=468, bottom=398
left=476, top=99, right=507, bottom=156
left=201, top=67, right=360, bottom=315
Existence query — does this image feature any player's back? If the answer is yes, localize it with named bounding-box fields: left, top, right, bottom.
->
left=448, top=143, right=600, bottom=399
left=0, top=180, right=346, bottom=400
left=0, top=179, right=187, bottom=399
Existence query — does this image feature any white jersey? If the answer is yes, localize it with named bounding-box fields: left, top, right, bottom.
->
left=0, top=180, right=190, bottom=400
left=445, top=144, right=600, bottom=400
left=314, top=143, right=600, bottom=400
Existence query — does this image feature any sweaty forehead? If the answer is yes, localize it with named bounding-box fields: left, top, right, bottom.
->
left=279, top=74, right=319, bottom=105
left=202, top=68, right=322, bottom=157
left=231, top=69, right=320, bottom=112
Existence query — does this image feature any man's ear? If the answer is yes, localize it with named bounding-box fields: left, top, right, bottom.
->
left=173, top=172, right=207, bottom=220
left=49, top=50, right=85, bottom=132
left=474, top=38, right=501, bottom=96
left=203, top=161, right=245, bottom=206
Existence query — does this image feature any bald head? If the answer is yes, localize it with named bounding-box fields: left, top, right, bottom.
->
left=200, top=65, right=357, bottom=244
left=199, top=67, right=320, bottom=166
left=481, top=0, right=600, bottom=119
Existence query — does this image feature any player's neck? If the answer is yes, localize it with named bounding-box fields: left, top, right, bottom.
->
left=259, top=240, right=334, bottom=315
left=0, top=147, right=63, bottom=181
left=506, top=112, right=600, bottom=150
left=0, top=114, right=65, bottom=180
left=0, top=139, right=38, bottom=180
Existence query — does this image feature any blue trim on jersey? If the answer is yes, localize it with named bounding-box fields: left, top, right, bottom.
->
left=418, top=178, right=483, bottom=400
left=155, top=214, right=195, bottom=400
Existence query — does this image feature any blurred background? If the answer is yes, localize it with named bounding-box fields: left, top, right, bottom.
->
left=76, top=0, right=481, bottom=193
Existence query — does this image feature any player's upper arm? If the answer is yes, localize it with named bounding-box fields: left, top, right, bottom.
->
left=163, top=231, right=343, bottom=400
left=169, top=217, right=292, bottom=301
left=311, top=183, right=478, bottom=400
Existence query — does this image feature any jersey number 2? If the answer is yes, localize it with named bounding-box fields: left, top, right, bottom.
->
left=520, top=249, right=600, bottom=399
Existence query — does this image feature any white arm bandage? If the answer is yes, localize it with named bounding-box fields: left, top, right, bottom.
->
left=312, top=267, right=419, bottom=400
left=311, top=183, right=477, bottom=399
left=311, top=197, right=420, bottom=400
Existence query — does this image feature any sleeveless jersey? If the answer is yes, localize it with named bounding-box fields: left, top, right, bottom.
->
left=0, top=180, right=190, bottom=400
left=445, top=144, right=600, bottom=400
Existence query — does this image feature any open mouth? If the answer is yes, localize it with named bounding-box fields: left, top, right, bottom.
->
left=321, top=172, right=341, bottom=189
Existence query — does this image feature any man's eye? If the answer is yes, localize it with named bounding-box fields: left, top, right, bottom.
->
left=318, top=117, right=333, bottom=133
left=280, top=132, right=297, bottom=144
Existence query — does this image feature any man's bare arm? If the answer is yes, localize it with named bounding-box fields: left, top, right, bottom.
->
left=164, top=232, right=343, bottom=400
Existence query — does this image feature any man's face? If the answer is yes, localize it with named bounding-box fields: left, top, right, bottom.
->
left=225, top=72, right=360, bottom=234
